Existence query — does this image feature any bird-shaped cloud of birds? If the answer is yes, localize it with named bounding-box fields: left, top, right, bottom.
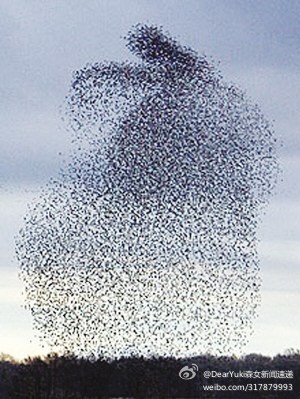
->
left=16, top=24, right=279, bottom=359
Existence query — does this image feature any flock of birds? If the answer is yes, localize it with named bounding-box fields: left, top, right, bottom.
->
left=16, top=24, right=278, bottom=358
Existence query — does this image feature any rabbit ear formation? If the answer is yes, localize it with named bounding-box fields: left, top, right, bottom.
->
left=126, top=24, right=197, bottom=66
left=125, top=24, right=213, bottom=82
left=16, top=25, right=279, bottom=359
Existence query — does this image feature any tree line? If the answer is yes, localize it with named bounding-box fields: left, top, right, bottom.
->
left=0, top=351, right=299, bottom=398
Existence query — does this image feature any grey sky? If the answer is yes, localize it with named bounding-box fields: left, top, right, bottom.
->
left=0, top=0, right=299, bottom=358
left=1, top=0, right=300, bottom=183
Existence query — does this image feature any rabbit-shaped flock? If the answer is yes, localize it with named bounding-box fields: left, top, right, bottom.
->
left=16, top=25, right=278, bottom=358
